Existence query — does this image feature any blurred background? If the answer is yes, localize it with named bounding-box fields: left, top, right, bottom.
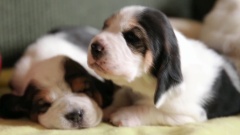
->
left=0, top=0, right=216, bottom=68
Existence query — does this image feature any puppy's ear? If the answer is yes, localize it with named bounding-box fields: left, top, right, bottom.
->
left=138, top=9, right=183, bottom=106
left=92, top=80, right=117, bottom=108
left=0, top=83, right=39, bottom=119
left=64, top=57, right=116, bottom=108
left=64, top=57, right=90, bottom=84
left=0, top=94, right=27, bottom=118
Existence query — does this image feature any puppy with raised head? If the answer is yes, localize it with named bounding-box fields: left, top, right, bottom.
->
left=88, top=6, right=240, bottom=127
left=0, top=27, right=115, bottom=129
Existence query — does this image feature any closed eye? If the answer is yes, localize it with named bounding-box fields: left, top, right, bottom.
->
left=34, top=99, right=51, bottom=114
left=75, top=88, right=94, bottom=97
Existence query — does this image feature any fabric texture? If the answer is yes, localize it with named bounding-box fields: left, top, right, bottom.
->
left=0, top=117, right=240, bottom=135
left=0, top=69, right=240, bottom=135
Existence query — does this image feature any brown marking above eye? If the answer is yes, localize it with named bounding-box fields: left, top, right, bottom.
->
left=103, top=21, right=109, bottom=29
left=102, top=14, right=116, bottom=29
left=70, top=77, right=90, bottom=93
left=33, top=89, right=53, bottom=104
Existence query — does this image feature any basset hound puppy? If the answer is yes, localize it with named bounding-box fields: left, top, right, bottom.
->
left=87, top=6, right=240, bottom=127
left=0, top=27, right=115, bottom=129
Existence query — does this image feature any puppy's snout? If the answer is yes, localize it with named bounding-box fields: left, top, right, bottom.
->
left=65, top=110, right=84, bottom=123
left=91, top=42, right=105, bottom=60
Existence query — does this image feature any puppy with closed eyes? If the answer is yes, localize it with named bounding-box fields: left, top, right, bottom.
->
left=0, top=27, right=115, bottom=129
left=88, top=6, right=240, bottom=127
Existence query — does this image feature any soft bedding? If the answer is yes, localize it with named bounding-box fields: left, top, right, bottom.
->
left=0, top=69, right=240, bottom=135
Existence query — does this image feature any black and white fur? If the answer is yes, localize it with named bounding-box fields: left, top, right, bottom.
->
left=87, top=6, right=240, bottom=126
left=0, top=27, right=115, bottom=129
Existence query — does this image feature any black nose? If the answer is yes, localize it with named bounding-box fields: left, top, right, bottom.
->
left=65, top=110, right=84, bottom=123
left=91, top=42, right=104, bottom=60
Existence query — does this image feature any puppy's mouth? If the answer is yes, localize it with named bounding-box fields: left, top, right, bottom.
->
left=88, top=57, right=116, bottom=79
left=89, top=62, right=117, bottom=81
left=89, top=62, right=107, bottom=74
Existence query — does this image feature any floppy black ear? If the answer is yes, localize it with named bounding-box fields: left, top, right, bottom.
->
left=63, top=57, right=116, bottom=108
left=63, top=57, right=90, bottom=83
left=0, top=94, right=27, bottom=118
left=138, top=8, right=183, bottom=106
left=0, top=83, right=39, bottom=119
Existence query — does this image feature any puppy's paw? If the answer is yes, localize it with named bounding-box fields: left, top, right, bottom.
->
left=103, top=106, right=117, bottom=122
left=109, top=106, right=143, bottom=127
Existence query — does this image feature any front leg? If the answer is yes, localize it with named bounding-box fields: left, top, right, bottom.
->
left=109, top=105, right=152, bottom=127
left=110, top=104, right=206, bottom=127
left=103, top=87, right=153, bottom=121
left=103, top=88, right=133, bottom=121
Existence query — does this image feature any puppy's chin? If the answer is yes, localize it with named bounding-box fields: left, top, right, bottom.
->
left=89, top=62, right=140, bottom=84
left=88, top=56, right=142, bottom=84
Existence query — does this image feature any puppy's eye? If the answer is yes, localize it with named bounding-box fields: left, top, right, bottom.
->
left=34, top=99, right=51, bottom=114
left=123, top=31, right=140, bottom=44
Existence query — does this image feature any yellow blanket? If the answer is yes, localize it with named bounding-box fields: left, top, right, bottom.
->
left=1, top=69, right=240, bottom=135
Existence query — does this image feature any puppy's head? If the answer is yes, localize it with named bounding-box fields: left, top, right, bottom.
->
left=88, top=6, right=182, bottom=105
left=0, top=56, right=114, bottom=129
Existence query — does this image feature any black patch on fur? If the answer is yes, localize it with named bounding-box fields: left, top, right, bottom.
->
left=31, top=99, right=51, bottom=115
left=0, top=83, right=39, bottom=119
left=204, top=69, right=240, bottom=119
left=0, top=94, right=27, bottom=118
left=63, top=58, right=115, bottom=108
left=48, top=26, right=98, bottom=51
left=8, top=80, right=14, bottom=90
left=122, top=27, right=147, bottom=55
left=64, top=58, right=90, bottom=81
left=137, top=8, right=182, bottom=104
left=92, top=79, right=116, bottom=108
